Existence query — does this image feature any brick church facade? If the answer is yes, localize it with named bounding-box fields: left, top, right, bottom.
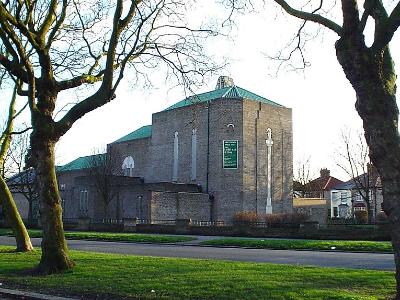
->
left=57, top=76, right=293, bottom=223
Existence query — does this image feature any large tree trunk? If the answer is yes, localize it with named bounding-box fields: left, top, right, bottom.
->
left=0, top=176, right=33, bottom=252
left=336, top=35, right=400, bottom=297
left=32, top=136, right=74, bottom=273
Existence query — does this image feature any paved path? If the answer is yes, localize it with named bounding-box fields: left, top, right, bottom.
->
left=0, top=236, right=395, bottom=271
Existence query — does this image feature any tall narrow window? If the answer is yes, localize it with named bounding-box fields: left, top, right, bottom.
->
left=173, top=131, right=179, bottom=181
left=191, top=129, right=197, bottom=180
left=79, top=190, right=89, bottom=213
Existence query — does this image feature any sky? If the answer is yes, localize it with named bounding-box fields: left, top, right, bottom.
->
left=5, top=1, right=400, bottom=182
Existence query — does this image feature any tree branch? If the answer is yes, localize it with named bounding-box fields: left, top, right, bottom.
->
left=340, top=0, right=360, bottom=34
left=273, top=0, right=342, bottom=36
left=57, top=74, right=104, bottom=91
left=0, top=53, right=29, bottom=83
left=46, top=0, right=68, bottom=49
left=37, top=0, right=58, bottom=43
left=371, top=1, right=400, bottom=52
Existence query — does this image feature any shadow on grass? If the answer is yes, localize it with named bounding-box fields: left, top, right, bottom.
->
left=0, top=249, right=18, bottom=254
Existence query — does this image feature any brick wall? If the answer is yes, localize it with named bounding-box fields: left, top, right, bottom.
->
left=108, top=137, right=150, bottom=178
left=242, top=100, right=293, bottom=215
left=150, top=191, right=210, bottom=221
left=150, top=192, right=177, bottom=220
left=177, top=192, right=210, bottom=220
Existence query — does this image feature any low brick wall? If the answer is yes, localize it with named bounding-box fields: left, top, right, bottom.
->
left=133, top=223, right=391, bottom=241
left=0, top=217, right=390, bottom=241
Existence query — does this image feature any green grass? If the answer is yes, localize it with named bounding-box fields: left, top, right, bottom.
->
left=201, top=238, right=393, bottom=253
left=0, top=228, right=194, bottom=243
left=0, top=246, right=395, bottom=299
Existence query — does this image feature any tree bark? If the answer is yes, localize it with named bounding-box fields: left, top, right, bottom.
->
left=0, top=175, right=33, bottom=252
left=336, top=34, right=400, bottom=297
left=32, top=136, right=74, bottom=273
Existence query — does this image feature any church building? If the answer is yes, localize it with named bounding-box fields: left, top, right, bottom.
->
left=57, top=76, right=293, bottom=223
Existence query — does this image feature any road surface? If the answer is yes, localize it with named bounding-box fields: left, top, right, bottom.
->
left=0, top=236, right=394, bottom=271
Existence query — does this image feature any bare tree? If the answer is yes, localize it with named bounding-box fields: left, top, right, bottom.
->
left=293, top=156, right=313, bottom=198
left=0, top=78, right=33, bottom=252
left=225, top=0, right=400, bottom=295
left=5, top=132, right=39, bottom=225
left=86, top=149, right=122, bottom=218
left=336, top=130, right=380, bottom=223
left=0, top=0, right=219, bottom=273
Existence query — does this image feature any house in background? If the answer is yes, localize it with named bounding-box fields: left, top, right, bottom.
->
left=293, top=198, right=327, bottom=225
left=330, top=169, right=383, bottom=221
left=293, top=168, right=343, bottom=225
left=303, top=168, right=343, bottom=199
left=328, top=186, right=352, bottom=219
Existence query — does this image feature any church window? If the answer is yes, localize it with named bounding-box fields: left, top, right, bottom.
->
left=191, top=129, right=197, bottom=180
left=122, top=156, right=135, bottom=177
left=173, top=131, right=179, bottom=181
left=79, top=190, right=89, bottom=212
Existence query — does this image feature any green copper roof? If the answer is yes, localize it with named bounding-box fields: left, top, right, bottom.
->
left=57, top=154, right=106, bottom=172
left=112, top=125, right=152, bottom=144
left=163, top=85, right=283, bottom=111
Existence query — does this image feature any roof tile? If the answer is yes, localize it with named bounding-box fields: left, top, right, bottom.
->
left=57, top=154, right=106, bottom=172
left=163, top=85, right=283, bottom=111
left=112, top=125, right=152, bottom=144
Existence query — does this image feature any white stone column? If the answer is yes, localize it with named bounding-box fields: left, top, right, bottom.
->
left=266, top=128, right=273, bottom=214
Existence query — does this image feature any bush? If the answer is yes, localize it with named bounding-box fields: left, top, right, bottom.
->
left=265, top=213, right=286, bottom=226
left=354, top=210, right=368, bottom=224
left=290, top=212, right=310, bottom=224
left=376, top=212, right=389, bottom=224
left=233, top=211, right=310, bottom=228
left=265, top=212, right=310, bottom=227
left=233, top=211, right=260, bottom=223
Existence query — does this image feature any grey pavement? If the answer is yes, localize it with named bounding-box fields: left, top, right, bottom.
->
left=0, top=236, right=395, bottom=270
left=0, top=288, right=77, bottom=300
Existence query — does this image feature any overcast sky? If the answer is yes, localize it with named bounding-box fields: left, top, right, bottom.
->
left=5, top=1, right=400, bottom=182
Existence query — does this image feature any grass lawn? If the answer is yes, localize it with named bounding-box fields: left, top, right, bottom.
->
left=201, top=238, right=393, bottom=253
left=0, top=246, right=395, bottom=300
left=0, top=228, right=194, bottom=243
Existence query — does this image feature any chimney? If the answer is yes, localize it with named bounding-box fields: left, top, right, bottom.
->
left=215, top=76, right=234, bottom=90
left=320, top=168, right=330, bottom=178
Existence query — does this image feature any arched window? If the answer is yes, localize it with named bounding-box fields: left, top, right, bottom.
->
left=122, top=156, right=135, bottom=177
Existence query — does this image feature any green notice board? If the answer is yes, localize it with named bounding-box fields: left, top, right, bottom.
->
left=223, top=140, right=238, bottom=169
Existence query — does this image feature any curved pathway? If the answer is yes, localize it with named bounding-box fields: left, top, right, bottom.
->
left=0, top=236, right=394, bottom=271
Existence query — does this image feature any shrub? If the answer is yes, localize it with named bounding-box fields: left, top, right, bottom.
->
left=265, top=212, right=310, bottom=227
left=376, top=212, right=389, bottom=224
left=233, top=211, right=260, bottom=223
left=233, top=211, right=310, bottom=228
left=290, top=212, right=310, bottom=224
left=265, top=213, right=286, bottom=226
left=354, top=210, right=368, bottom=224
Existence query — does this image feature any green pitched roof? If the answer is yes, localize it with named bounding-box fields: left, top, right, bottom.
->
left=57, top=154, right=106, bottom=172
left=112, top=125, right=152, bottom=144
left=163, top=85, right=283, bottom=111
